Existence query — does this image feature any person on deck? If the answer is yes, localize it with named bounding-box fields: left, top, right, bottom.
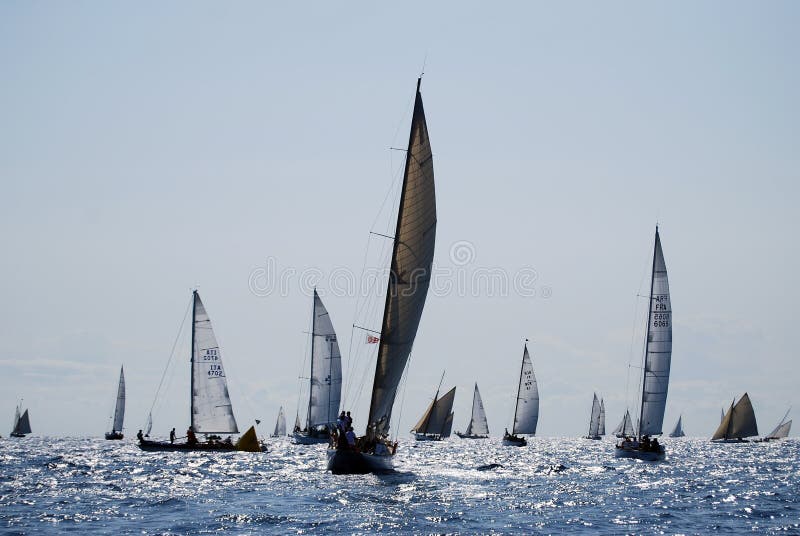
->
left=345, top=411, right=353, bottom=429
left=337, top=411, right=346, bottom=433
left=170, top=428, right=176, bottom=444
left=187, top=428, right=197, bottom=446
left=345, top=426, right=356, bottom=449
left=137, top=429, right=144, bottom=441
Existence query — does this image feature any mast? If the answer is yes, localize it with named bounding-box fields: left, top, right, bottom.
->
left=637, top=227, right=659, bottom=438
left=306, top=290, right=317, bottom=430
left=421, top=371, right=445, bottom=434
left=512, top=342, right=527, bottom=435
left=190, top=290, right=197, bottom=432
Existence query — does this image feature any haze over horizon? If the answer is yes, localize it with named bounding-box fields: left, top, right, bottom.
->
left=1, top=2, right=797, bottom=439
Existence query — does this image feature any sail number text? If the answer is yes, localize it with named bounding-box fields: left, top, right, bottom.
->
left=652, top=296, right=670, bottom=328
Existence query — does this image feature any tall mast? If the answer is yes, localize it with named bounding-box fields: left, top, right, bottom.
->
left=512, top=341, right=527, bottom=435
left=421, top=370, right=445, bottom=434
left=637, top=228, right=659, bottom=438
left=307, top=290, right=317, bottom=430
left=190, top=290, right=197, bottom=432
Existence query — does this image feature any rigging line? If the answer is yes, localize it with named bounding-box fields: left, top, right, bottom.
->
left=393, top=353, right=412, bottom=443
left=147, top=293, right=193, bottom=424
left=296, top=300, right=314, bottom=426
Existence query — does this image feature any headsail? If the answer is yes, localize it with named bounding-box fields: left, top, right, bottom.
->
left=112, top=366, right=126, bottom=433
left=638, top=228, right=672, bottom=437
left=307, top=290, right=342, bottom=429
left=274, top=406, right=286, bottom=437
left=588, top=394, right=601, bottom=437
left=598, top=398, right=606, bottom=436
left=367, top=78, right=437, bottom=436
left=465, top=383, right=490, bottom=436
left=191, top=291, right=238, bottom=434
left=512, top=344, right=539, bottom=436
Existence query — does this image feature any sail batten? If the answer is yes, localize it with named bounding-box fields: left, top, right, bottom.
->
left=367, top=80, right=437, bottom=436
left=512, top=345, right=539, bottom=436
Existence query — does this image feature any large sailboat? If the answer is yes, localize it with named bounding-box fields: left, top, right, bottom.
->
left=293, top=291, right=342, bottom=444
left=586, top=393, right=603, bottom=440
left=763, top=408, right=791, bottom=441
left=712, top=393, right=759, bottom=442
left=615, top=227, right=672, bottom=461
left=410, top=380, right=456, bottom=441
left=327, top=78, right=437, bottom=474
left=613, top=409, right=636, bottom=438
left=138, top=291, right=261, bottom=452
left=502, top=342, right=539, bottom=447
left=10, top=402, right=31, bottom=438
left=105, top=366, right=126, bottom=440
left=456, top=383, right=490, bottom=439
left=272, top=406, right=287, bottom=438
left=669, top=415, right=686, bottom=437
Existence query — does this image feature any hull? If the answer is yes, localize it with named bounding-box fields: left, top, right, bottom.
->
left=10, top=432, right=27, bottom=438
left=586, top=435, right=601, bottom=440
left=293, top=431, right=330, bottom=445
left=105, top=432, right=124, bottom=440
left=413, top=433, right=444, bottom=441
left=137, top=440, right=238, bottom=452
left=614, top=441, right=666, bottom=461
left=326, top=448, right=394, bottom=475
left=502, top=433, right=527, bottom=447
left=455, top=432, right=488, bottom=439
left=711, top=438, right=754, bottom=443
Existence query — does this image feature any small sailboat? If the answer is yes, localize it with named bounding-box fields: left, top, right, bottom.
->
left=712, top=393, right=759, bottom=442
left=272, top=406, right=287, bottom=438
left=410, top=376, right=456, bottom=441
left=763, top=408, right=792, bottom=441
left=669, top=415, right=686, bottom=437
left=503, top=342, right=539, bottom=447
left=598, top=398, right=606, bottom=437
left=586, top=393, right=602, bottom=440
left=10, top=402, right=31, bottom=438
left=613, top=409, right=636, bottom=438
left=456, top=383, right=490, bottom=439
left=138, top=291, right=261, bottom=452
left=293, top=291, right=342, bottom=444
left=326, top=77, right=436, bottom=475
left=616, top=227, right=672, bottom=461
left=105, top=366, right=126, bottom=440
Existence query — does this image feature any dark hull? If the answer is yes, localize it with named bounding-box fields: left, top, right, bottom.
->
left=10, top=433, right=27, bottom=438
left=105, top=432, right=124, bottom=440
left=326, top=448, right=394, bottom=475
left=137, top=440, right=237, bottom=452
left=502, top=433, right=527, bottom=446
left=456, top=432, right=488, bottom=439
left=615, top=440, right=666, bottom=461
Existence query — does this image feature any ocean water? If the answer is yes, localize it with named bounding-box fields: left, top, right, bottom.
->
left=1, top=436, right=798, bottom=534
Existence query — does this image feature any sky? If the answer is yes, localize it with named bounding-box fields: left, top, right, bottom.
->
left=1, top=2, right=798, bottom=439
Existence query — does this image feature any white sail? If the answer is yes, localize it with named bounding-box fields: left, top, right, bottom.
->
left=144, top=412, right=153, bottom=436
left=712, top=393, right=759, bottom=440
left=669, top=415, right=685, bottom=437
left=465, top=383, right=489, bottom=436
left=112, top=366, right=126, bottom=433
left=367, top=79, right=437, bottom=437
left=720, top=408, right=725, bottom=423
left=768, top=420, right=792, bottom=439
left=191, top=291, right=238, bottom=434
left=638, top=228, right=672, bottom=437
left=588, top=394, right=601, bottom=437
left=598, top=398, right=606, bottom=436
left=307, top=291, right=342, bottom=429
left=512, top=345, right=539, bottom=436
left=614, top=409, right=636, bottom=437
left=273, top=406, right=286, bottom=437
left=294, top=413, right=301, bottom=432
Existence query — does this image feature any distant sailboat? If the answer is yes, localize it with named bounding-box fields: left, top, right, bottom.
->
left=411, top=375, right=456, bottom=441
left=613, top=409, right=636, bottom=438
left=712, top=393, right=759, bottom=442
left=669, top=415, right=686, bottom=438
left=138, top=291, right=261, bottom=452
left=293, top=291, right=342, bottom=445
left=326, top=78, right=436, bottom=475
left=272, top=406, right=287, bottom=438
left=503, top=342, right=539, bottom=447
left=764, top=408, right=792, bottom=441
left=616, top=227, right=672, bottom=461
left=456, top=383, right=490, bottom=439
left=586, top=393, right=602, bottom=440
left=105, top=366, right=126, bottom=440
left=598, top=398, right=606, bottom=437
left=10, top=402, right=31, bottom=438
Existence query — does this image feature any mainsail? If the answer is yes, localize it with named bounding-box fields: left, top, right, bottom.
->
left=712, top=393, right=759, bottom=440
left=598, top=398, right=606, bottom=436
left=367, top=78, right=437, bottom=437
left=588, top=394, right=601, bottom=438
left=13, top=406, right=31, bottom=435
left=273, top=406, right=286, bottom=437
left=112, top=366, right=126, bottom=433
left=669, top=415, right=685, bottom=437
left=465, top=383, right=490, bottom=436
left=306, top=290, right=342, bottom=430
left=191, top=291, right=238, bottom=434
left=512, top=344, right=539, bottom=436
left=411, top=387, right=456, bottom=437
left=637, top=227, right=672, bottom=437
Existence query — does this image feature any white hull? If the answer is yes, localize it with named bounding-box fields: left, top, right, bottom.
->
left=326, top=448, right=394, bottom=474
left=293, top=431, right=330, bottom=445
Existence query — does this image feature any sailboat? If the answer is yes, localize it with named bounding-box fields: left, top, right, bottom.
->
left=138, top=291, right=261, bottom=452
left=586, top=393, right=602, bottom=440
left=598, top=398, right=606, bottom=437
left=669, top=415, right=686, bottom=437
left=272, top=406, right=287, bottom=438
left=10, top=402, right=31, bottom=438
left=293, top=291, right=342, bottom=444
left=503, top=342, right=539, bottom=447
left=615, top=227, right=672, bottom=461
left=712, top=393, right=759, bottom=442
left=105, top=366, right=126, bottom=440
left=326, top=78, right=436, bottom=475
left=456, top=383, right=490, bottom=439
left=613, top=409, right=636, bottom=438
left=410, top=379, right=456, bottom=441
left=763, top=408, right=792, bottom=441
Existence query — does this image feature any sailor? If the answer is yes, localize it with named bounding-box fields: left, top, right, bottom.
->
left=170, top=428, right=176, bottom=444
left=337, top=411, right=347, bottom=433
left=345, top=411, right=353, bottom=429
left=137, top=429, right=144, bottom=441
left=345, top=426, right=356, bottom=449
left=187, top=427, right=198, bottom=446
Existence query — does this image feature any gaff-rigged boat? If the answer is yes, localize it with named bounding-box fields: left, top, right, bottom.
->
left=410, top=380, right=456, bottom=441
left=138, top=291, right=262, bottom=453
left=10, top=402, right=31, bottom=438
left=327, top=78, right=437, bottom=475
left=502, top=342, right=539, bottom=447
left=669, top=415, right=686, bottom=438
left=293, top=291, right=342, bottom=444
left=105, top=366, right=126, bottom=440
left=763, top=408, right=792, bottom=441
left=586, top=393, right=602, bottom=440
left=615, top=227, right=672, bottom=462
left=612, top=409, right=636, bottom=438
left=711, top=393, right=759, bottom=443
left=456, top=383, right=490, bottom=439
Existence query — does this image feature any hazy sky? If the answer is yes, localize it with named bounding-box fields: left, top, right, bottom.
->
left=1, top=2, right=797, bottom=439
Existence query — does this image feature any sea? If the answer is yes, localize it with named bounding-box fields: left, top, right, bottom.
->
left=1, top=436, right=798, bottom=534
